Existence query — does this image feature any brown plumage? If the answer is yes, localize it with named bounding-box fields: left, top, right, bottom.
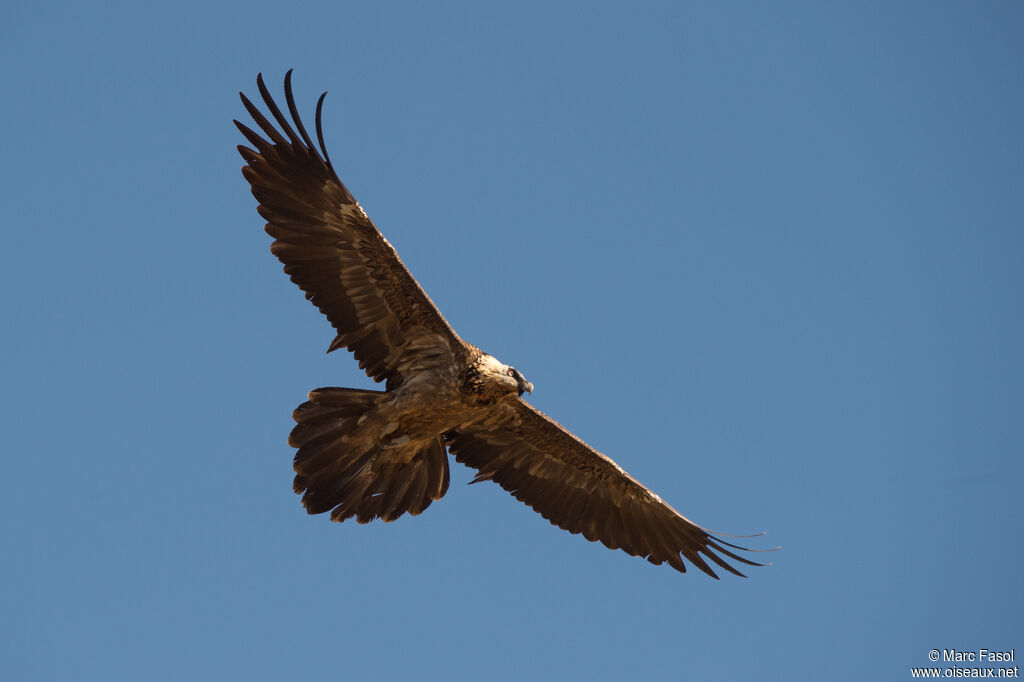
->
left=236, top=71, right=774, bottom=578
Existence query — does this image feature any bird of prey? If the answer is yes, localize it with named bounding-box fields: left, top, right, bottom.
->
left=235, top=71, right=772, bottom=579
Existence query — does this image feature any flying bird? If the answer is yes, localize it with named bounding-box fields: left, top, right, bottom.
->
left=236, top=71, right=772, bottom=578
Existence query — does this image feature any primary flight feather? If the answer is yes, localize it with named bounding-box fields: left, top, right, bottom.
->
left=236, top=71, right=772, bottom=578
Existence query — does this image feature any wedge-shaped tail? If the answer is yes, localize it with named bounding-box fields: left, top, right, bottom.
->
left=290, top=387, right=450, bottom=523
left=239, top=72, right=776, bottom=579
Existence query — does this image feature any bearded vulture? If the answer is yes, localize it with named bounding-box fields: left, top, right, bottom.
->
left=235, top=71, right=772, bottom=579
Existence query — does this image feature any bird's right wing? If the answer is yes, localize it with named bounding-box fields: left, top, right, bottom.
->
left=235, top=71, right=466, bottom=389
left=446, top=400, right=773, bottom=578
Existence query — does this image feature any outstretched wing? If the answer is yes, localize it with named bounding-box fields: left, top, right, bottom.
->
left=446, top=400, right=771, bottom=578
left=235, top=71, right=465, bottom=389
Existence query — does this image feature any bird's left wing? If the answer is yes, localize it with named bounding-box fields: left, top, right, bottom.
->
left=445, top=400, right=769, bottom=578
left=235, top=72, right=465, bottom=389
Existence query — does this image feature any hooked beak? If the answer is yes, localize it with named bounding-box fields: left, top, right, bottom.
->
left=512, top=368, right=533, bottom=396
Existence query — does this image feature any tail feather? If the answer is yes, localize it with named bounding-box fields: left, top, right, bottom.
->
left=289, top=387, right=450, bottom=523
left=401, top=463, right=432, bottom=517
left=424, top=437, right=451, bottom=501
left=290, top=388, right=381, bottom=494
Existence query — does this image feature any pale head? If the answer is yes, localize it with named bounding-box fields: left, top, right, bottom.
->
left=472, top=353, right=534, bottom=398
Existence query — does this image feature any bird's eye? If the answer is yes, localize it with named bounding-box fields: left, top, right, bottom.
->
left=507, top=368, right=515, bottom=376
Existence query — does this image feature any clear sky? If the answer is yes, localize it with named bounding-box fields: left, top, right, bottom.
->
left=3, top=1, right=1021, bottom=680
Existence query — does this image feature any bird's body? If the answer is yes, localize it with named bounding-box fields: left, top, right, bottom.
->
left=236, top=71, right=773, bottom=578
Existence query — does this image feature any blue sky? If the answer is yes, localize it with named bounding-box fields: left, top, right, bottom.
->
left=3, top=1, right=1021, bottom=680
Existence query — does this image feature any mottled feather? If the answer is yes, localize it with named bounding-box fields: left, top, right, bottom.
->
left=234, top=70, right=465, bottom=389
left=238, top=72, right=773, bottom=578
left=446, top=400, right=767, bottom=578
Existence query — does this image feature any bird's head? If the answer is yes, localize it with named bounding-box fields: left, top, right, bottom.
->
left=470, top=353, right=533, bottom=400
